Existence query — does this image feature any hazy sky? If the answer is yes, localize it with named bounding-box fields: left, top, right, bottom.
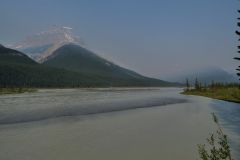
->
left=0, top=0, right=239, bottom=79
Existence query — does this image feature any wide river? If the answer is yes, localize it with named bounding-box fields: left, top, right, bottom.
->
left=0, top=88, right=239, bottom=160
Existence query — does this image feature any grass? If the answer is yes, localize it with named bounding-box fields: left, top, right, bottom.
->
left=182, top=86, right=240, bottom=103
left=0, top=88, right=37, bottom=95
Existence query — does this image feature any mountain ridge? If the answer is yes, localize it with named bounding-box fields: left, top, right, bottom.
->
left=0, top=44, right=36, bottom=65
left=43, top=44, right=172, bottom=86
left=165, top=67, right=238, bottom=84
left=0, top=44, right=176, bottom=87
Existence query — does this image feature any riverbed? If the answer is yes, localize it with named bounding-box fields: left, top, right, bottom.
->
left=0, top=88, right=239, bottom=160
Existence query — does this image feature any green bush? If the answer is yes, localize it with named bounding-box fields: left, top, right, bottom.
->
left=198, top=113, right=233, bottom=160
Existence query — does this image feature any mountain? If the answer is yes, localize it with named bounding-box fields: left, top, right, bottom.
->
left=166, top=67, right=238, bottom=85
left=0, top=44, right=36, bottom=65
left=43, top=44, right=174, bottom=87
left=0, top=44, right=107, bottom=87
left=0, top=45, right=175, bottom=87
left=44, top=44, right=142, bottom=78
left=12, top=26, right=83, bottom=62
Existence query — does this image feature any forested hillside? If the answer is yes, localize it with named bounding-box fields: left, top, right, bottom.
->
left=0, top=44, right=176, bottom=87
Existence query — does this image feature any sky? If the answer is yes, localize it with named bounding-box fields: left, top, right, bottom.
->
left=0, top=0, right=239, bottom=79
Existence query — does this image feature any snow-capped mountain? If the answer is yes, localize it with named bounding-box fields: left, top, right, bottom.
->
left=13, top=26, right=83, bottom=62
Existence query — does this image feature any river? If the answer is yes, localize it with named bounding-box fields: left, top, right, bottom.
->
left=0, top=88, right=239, bottom=160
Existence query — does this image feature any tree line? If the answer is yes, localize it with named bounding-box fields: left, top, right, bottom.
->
left=184, top=78, right=239, bottom=92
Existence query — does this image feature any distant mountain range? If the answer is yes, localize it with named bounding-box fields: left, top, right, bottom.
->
left=166, top=67, right=238, bottom=85
left=0, top=44, right=175, bottom=87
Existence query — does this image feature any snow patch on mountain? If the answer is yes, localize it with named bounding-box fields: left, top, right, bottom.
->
left=12, top=26, right=84, bottom=62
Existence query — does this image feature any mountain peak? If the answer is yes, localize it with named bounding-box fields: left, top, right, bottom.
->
left=12, top=26, right=85, bottom=62
left=14, top=26, right=83, bottom=50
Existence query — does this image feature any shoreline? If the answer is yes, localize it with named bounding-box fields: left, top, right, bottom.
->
left=182, top=87, right=240, bottom=104
left=0, top=86, right=182, bottom=95
left=0, top=88, right=37, bottom=95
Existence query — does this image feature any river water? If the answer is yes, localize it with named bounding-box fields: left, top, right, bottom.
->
left=0, top=88, right=239, bottom=160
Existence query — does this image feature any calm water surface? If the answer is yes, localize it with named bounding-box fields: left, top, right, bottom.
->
left=0, top=88, right=239, bottom=160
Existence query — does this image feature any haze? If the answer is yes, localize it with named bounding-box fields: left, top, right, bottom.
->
left=0, top=0, right=238, bottom=79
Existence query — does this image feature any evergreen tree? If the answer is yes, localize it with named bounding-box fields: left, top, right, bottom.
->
left=195, top=78, right=200, bottom=90
left=185, top=78, right=190, bottom=91
left=234, top=10, right=240, bottom=80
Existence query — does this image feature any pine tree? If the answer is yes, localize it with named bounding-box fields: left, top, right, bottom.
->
left=185, top=78, right=190, bottom=91
left=195, top=78, right=200, bottom=90
left=234, top=10, right=240, bottom=80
